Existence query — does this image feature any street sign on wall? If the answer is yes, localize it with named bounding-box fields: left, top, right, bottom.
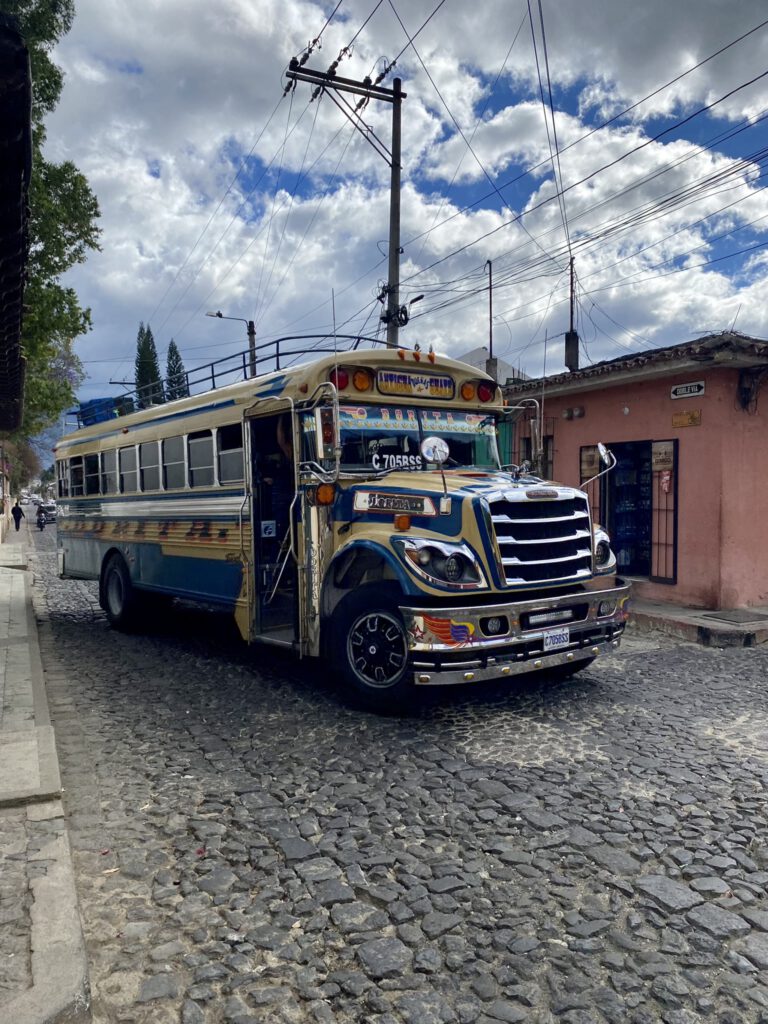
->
left=670, top=381, right=705, bottom=400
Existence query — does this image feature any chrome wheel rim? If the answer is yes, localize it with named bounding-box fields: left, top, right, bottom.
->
left=347, top=611, right=407, bottom=689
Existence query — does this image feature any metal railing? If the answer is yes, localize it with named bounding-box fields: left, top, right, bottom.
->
left=69, top=334, right=383, bottom=429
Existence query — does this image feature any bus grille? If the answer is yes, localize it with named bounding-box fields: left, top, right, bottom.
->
left=489, top=493, right=593, bottom=586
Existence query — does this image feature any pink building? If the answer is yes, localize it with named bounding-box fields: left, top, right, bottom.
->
left=504, top=332, right=768, bottom=611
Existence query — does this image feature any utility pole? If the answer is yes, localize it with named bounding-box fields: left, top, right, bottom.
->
left=485, top=259, right=497, bottom=381
left=385, top=78, right=402, bottom=348
left=206, top=311, right=257, bottom=378
left=284, top=63, right=406, bottom=347
left=246, top=320, right=256, bottom=378
left=565, top=256, right=579, bottom=372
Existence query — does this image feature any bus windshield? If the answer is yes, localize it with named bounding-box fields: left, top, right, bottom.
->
left=338, top=405, right=500, bottom=472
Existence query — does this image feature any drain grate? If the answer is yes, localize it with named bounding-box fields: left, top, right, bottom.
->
left=702, top=609, right=768, bottom=624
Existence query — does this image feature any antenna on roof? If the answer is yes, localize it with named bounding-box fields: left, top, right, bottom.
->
left=332, top=288, right=337, bottom=356
left=730, top=304, right=742, bottom=334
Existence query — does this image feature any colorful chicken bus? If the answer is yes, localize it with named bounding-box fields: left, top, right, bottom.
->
left=55, top=345, right=630, bottom=707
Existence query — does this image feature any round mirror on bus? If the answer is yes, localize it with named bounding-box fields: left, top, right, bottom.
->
left=597, top=442, right=610, bottom=465
left=420, top=436, right=450, bottom=465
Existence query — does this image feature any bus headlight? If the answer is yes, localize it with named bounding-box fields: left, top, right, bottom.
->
left=394, top=538, right=487, bottom=588
left=443, top=555, right=463, bottom=582
left=593, top=527, right=616, bottom=575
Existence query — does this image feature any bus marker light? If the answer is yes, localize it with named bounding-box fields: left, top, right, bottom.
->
left=299, top=383, right=308, bottom=393
left=353, top=369, right=373, bottom=391
left=394, top=514, right=411, bottom=531
left=460, top=382, right=475, bottom=400
left=329, top=368, right=349, bottom=390
left=398, top=349, right=406, bottom=360
left=316, top=484, right=335, bottom=506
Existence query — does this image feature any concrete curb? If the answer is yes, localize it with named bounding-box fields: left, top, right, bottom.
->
left=3, top=802, right=91, bottom=1024
left=0, top=553, right=91, bottom=1023
left=630, top=602, right=768, bottom=648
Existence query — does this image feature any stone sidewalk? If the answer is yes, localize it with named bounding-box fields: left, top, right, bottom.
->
left=0, top=523, right=90, bottom=1024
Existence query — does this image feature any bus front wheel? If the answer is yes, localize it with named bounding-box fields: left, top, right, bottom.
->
left=330, top=585, right=412, bottom=709
left=102, top=554, right=139, bottom=630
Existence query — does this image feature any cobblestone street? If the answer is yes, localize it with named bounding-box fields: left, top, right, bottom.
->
left=27, top=526, right=768, bottom=1024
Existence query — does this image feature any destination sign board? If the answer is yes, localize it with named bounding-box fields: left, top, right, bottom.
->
left=377, top=370, right=455, bottom=399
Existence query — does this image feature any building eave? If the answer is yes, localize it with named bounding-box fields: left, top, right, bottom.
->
left=503, top=332, right=768, bottom=399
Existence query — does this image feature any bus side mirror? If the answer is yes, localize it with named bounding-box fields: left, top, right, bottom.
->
left=420, top=436, right=449, bottom=464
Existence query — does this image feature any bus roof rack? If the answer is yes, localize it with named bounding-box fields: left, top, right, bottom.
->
left=71, top=334, right=385, bottom=429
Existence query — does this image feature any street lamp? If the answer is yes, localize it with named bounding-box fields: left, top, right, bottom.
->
left=206, top=311, right=256, bottom=379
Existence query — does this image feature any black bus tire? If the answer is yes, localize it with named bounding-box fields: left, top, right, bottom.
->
left=102, top=554, right=139, bottom=630
left=330, top=584, right=412, bottom=709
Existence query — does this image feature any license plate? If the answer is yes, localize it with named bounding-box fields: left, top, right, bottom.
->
left=543, top=627, right=570, bottom=651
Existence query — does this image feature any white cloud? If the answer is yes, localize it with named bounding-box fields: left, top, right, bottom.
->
left=39, top=0, right=768, bottom=399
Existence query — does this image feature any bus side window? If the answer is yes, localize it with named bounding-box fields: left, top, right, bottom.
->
left=188, top=430, right=214, bottom=487
left=217, top=424, right=243, bottom=483
left=84, top=454, right=100, bottom=495
left=140, top=441, right=160, bottom=492
left=57, top=459, right=69, bottom=498
left=162, top=436, right=185, bottom=490
left=70, top=456, right=84, bottom=496
left=101, top=450, right=117, bottom=494
left=119, top=446, right=138, bottom=493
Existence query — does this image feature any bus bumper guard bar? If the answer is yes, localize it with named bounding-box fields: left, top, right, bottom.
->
left=401, top=577, right=630, bottom=686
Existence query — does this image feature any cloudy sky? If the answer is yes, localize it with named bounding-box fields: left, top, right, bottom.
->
left=46, top=0, right=768, bottom=405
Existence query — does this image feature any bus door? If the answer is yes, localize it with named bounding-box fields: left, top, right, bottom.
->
left=248, top=409, right=300, bottom=646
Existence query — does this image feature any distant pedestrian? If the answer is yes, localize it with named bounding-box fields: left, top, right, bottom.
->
left=11, top=501, right=25, bottom=531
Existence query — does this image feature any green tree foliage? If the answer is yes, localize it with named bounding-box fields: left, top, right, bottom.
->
left=4, top=437, right=41, bottom=495
left=134, top=323, right=165, bottom=408
left=2, top=0, right=101, bottom=437
left=165, top=339, right=189, bottom=401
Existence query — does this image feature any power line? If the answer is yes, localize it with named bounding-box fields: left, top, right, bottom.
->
left=530, top=0, right=572, bottom=259
left=400, top=66, right=768, bottom=286
left=398, top=16, right=768, bottom=261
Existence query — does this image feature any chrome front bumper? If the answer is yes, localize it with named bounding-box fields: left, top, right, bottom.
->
left=401, top=577, right=630, bottom=686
